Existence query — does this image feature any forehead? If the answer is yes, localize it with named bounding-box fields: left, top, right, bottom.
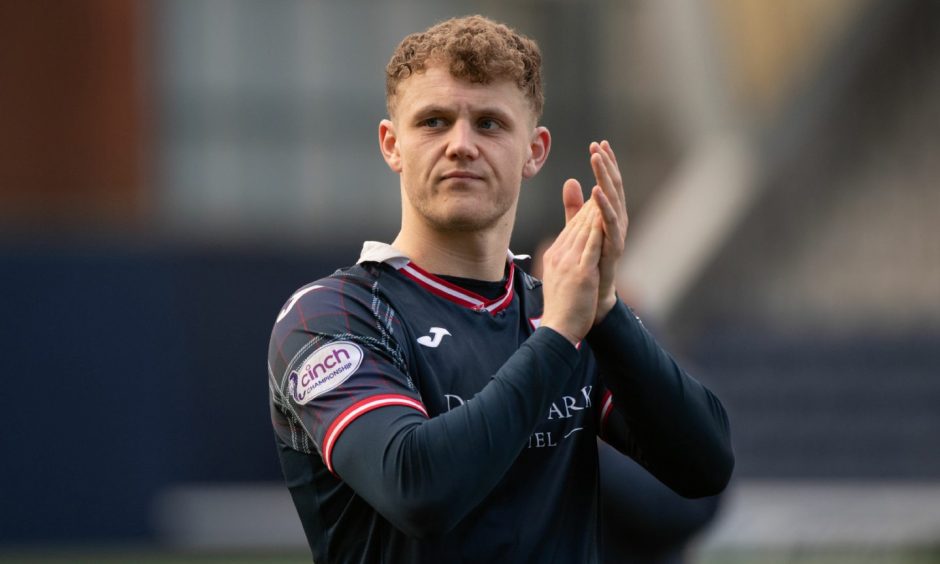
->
left=393, top=64, right=533, bottom=121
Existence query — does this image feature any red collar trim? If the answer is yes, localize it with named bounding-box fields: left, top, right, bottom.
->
left=399, top=261, right=515, bottom=314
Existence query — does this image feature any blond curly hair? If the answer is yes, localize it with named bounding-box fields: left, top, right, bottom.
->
left=385, top=15, right=544, bottom=119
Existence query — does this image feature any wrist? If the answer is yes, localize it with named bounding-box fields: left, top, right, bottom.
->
left=594, top=292, right=617, bottom=324
left=539, top=319, right=582, bottom=348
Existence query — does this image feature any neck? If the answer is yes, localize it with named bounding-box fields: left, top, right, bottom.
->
left=393, top=223, right=511, bottom=282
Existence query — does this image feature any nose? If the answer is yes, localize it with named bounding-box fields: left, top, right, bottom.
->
left=444, top=120, right=479, bottom=160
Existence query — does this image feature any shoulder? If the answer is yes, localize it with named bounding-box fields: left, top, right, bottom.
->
left=273, top=263, right=384, bottom=326
left=269, top=262, right=411, bottom=372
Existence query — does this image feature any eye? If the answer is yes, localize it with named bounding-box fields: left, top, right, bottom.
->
left=421, top=117, right=447, bottom=128
left=478, top=118, right=501, bottom=131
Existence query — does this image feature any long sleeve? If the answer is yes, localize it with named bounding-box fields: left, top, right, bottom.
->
left=330, top=327, right=581, bottom=538
left=587, top=300, right=734, bottom=498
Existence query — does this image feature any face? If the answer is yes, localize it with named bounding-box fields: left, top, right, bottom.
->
left=379, top=64, right=550, bottom=233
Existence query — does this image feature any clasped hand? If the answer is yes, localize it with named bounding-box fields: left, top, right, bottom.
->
left=539, top=141, right=628, bottom=346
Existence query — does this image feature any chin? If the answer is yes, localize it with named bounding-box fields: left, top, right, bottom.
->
left=428, top=208, right=502, bottom=233
left=433, top=216, right=493, bottom=232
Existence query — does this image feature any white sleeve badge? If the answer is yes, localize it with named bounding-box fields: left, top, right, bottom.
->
left=289, top=341, right=364, bottom=405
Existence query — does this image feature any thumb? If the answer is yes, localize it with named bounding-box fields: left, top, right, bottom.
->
left=562, top=179, right=584, bottom=223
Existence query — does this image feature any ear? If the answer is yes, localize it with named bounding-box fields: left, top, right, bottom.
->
left=522, top=126, right=551, bottom=179
left=379, top=119, right=402, bottom=173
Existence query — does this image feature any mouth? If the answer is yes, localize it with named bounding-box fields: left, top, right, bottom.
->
left=441, top=171, right=483, bottom=181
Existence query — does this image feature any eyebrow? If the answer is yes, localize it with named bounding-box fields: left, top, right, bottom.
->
left=412, top=104, right=516, bottom=124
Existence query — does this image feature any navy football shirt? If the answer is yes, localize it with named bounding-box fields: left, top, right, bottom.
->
left=268, top=242, right=733, bottom=563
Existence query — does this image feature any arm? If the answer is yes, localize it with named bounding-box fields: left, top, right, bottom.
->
left=565, top=141, right=733, bottom=497
left=331, top=328, right=578, bottom=538
left=589, top=301, right=734, bottom=498
left=598, top=439, right=722, bottom=563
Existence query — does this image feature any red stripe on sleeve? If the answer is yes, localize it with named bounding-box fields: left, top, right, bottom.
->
left=599, top=390, right=614, bottom=438
left=322, top=394, right=429, bottom=474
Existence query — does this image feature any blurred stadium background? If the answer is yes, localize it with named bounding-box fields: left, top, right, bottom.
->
left=2, top=0, right=938, bottom=562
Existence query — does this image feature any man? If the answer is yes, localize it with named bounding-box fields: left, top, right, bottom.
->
left=268, top=15, right=733, bottom=563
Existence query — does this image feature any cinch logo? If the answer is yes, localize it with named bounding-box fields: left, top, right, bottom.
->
left=290, top=341, right=363, bottom=405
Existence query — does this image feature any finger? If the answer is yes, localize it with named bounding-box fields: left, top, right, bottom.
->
left=553, top=193, right=591, bottom=249
left=568, top=201, right=595, bottom=249
left=591, top=141, right=622, bottom=196
left=592, top=185, right=622, bottom=244
left=592, top=146, right=625, bottom=214
left=590, top=152, right=617, bottom=211
left=581, top=207, right=604, bottom=267
left=562, top=178, right=584, bottom=223
left=602, top=143, right=626, bottom=213
left=571, top=201, right=594, bottom=243
left=601, top=139, right=619, bottom=170
left=594, top=146, right=627, bottom=234
left=590, top=152, right=611, bottom=189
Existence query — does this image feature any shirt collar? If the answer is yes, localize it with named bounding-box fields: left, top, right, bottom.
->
left=357, top=241, right=521, bottom=314
left=357, top=241, right=410, bottom=269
